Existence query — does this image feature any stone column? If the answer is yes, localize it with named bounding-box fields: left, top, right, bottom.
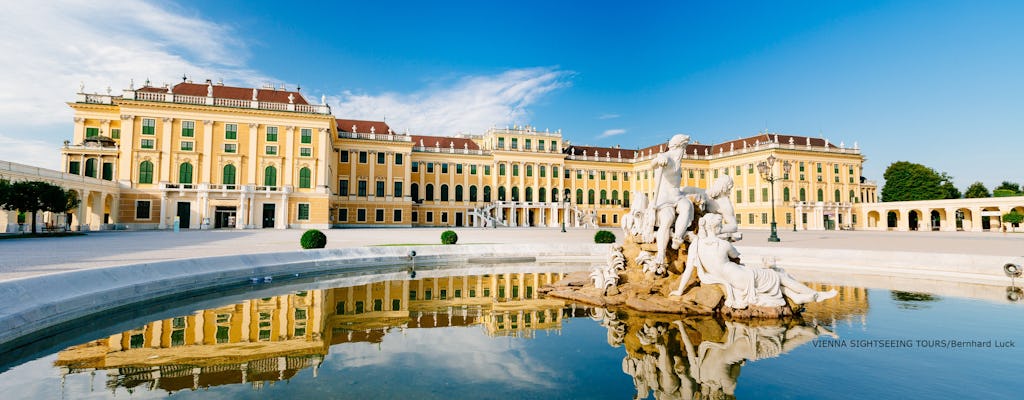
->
left=158, top=192, right=168, bottom=229
left=970, top=207, right=983, bottom=232
left=119, top=115, right=135, bottom=185
left=89, top=191, right=103, bottom=230
left=201, top=120, right=214, bottom=183
left=237, top=192, right=248, bottom=229
left=510, top=205, right=517, bottom=227
left=317, top=128, right=330, bottom=190
left=278, top=191, right=289, bottom=229
left=159, top=117, right=173, bottom=183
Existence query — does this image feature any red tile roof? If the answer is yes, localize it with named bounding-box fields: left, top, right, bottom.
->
left=136, top=82, right=310, bottom=104
left=411, top=135, right=480, bottom=150
left=710, top=133, right=836, bottom=154
left=336, top=118, right=393, bottom=134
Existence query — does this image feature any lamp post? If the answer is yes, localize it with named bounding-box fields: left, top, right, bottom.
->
left=757, top=154, right=791, bottom=242
left=562, top=191, right=569, bottom=233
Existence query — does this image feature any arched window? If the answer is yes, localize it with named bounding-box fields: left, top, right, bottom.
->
left=138, top=161, right=154, bottom=184
left=611, top=190, right=619, bottom=205
left=588, top=189, right=595, bottom=205
left=511, top=187, right=520, bottom=201
left=299, top=167, right=311, bottom=189
left=576, top=189, right=584, bottom=205
left=817, top=189, right=824, bottom=202
left=551, top=187, right=559, bottom=203
left=85, top=158, right=98, bottom=178
left=469, top=185, right=478, bottom=202
left=179, top=162, right=193, bottom=184
left=539, top=188, right=546, bottom=203
left=455, top=185, right=463, bottom=202
left=834, top=189, right=841, bottom=202
left=600, top=190, right=607, bottom=204
left=441, top=184, right=449, bottom=201
left=783, top=187, right=790, bottom=202
left=264, top=166, right=277, bottom=187
left=223, top=164, right=236, bottom=185
left=799, top=188, right=806, bottom=202
left=624, top=191, right=630, bottom=208
left=411, top=183, right=419, bottom=201
left=498, top=186, right=506, bottom=201
left=484, top=186, right=492, bottom=202
left=525, top=187, right=533, bottom=202
left=426, top=184, right=435, bottom=201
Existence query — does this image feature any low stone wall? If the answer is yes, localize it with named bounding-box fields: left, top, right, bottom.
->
left=0, top=243, right=608, bottom=347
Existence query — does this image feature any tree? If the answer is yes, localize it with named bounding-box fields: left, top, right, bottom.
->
left=994, top=189, right=1017, bottom=197
left=0, top=180, right=78, bottom=234
left=880, top=161, right=957, bottom=201
left=995, top=181, right=1022, bottom=194
left=964, top=181, right=990, bottom=198
left=1004, top=210, right=1024, bottom=226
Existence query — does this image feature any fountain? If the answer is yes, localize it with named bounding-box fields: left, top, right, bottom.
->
left=544, top=134, right=837, bottom=318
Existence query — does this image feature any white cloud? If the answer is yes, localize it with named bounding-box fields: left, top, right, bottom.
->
left=598, top=113, right=620, bottom=119
left=331, top=67, right=572, bottom=135
left=0, top=0, right=270, bottom=167
left=600, top=129, right=626, bottom=138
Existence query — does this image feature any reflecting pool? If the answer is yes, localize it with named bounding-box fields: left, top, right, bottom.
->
left=1, top=267, right=1022, bottom=399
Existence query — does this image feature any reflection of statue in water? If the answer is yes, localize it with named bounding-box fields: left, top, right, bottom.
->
left=608, top=309, right=833, bottom=400
left=673, top=213, right=837, bottom=309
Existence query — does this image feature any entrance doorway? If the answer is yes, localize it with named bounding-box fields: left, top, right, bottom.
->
left=455, top=212, right=464, bottom=227
left=215, top=206, right=237, bottom=228
left=262, top=203, right=276, bottom=228
left=176, top=202, right=191, bottom=229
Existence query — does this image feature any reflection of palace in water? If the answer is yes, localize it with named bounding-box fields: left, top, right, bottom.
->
left=55, top=272, right=578, bottom=394
left=55, top=278, right=867, bottom=396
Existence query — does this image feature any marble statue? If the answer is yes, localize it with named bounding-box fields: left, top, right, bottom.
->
left=672, top=213, right=837, bottom=308
left=638, top=134, right=698, bottom=266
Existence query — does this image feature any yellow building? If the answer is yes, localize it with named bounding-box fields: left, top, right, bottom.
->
left=62, top=81, right=874, bottom=230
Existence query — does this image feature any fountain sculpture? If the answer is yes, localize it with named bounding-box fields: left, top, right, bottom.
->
left=545, top=134, right=836, bottom=318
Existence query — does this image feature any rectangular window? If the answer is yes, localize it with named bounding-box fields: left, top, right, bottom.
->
left=786, top=212, right=792, bottom=225
left=358, top=180, right=367, bottom=196
left=550, top=140, right=557, bottom=151
left=440, top=290, right=447, bottom=300
left=85, top=127, right=99, bottom=137
left=748, top=164, right=754, bottom=174
left=265, top=145, right=277, bottom=155
left=375, top=209, right=384, bottom=222
left=224, top=143, right=237, bottom=153
left=817, top=163, right=822, bottom=173
left=181, top=120, right=195, bottom=137
left=564, top=168, right=570, bottom=178
left=340, top=151, right=349, bottom=163
left=511, top=138, right=518, bottom=149
left=140, top=138, right=155, bottom=149
left=180, top=141, right=194, bottom=151
left=538, top=141, right=545, bottom=151
left=394, top=182, right=403, bottom=197
left=621, top=171, right=626, bottom=180
left=713, top=169, right=719, bottom=178
left=441, top=212, right=448, bottom=223
left=377, top=152, right=385, bottom=164
left=600, top=171, right=606, bottom=180
left=225, top=123, right=237, bottom=140
left=427, top=162, right=434, bottom=173
left=412, top=211, right=418, bottom=221
left=142, top=118, right=155, bottom=135
left=301, top=128, right=312, bottom=144
left=111, top=128, right=120, bottom=139
left=762, top=188, right=768, bottom=202
left=357, top=209, right=366, bottom=222
left=135, top=200, right=151, bottom=219
left=484, top=165, right=491, bottom=175
left=799, top=162, right=805, bottom=172
left=298, top=204, right=310, bottom=220
left=69, top=161, right=80, bottom=174
left=612, top=172, right=617, bottom=181
left=395, top=153, right=403, bottom=165
left=471, top=165, right=477, bottom=175
left=442, top=163, right=449, bottom=173
left=735, top=166, right=741, bottom=175
left=749, top=214, right=755, bottom=224
left=426, top=212, right=434, bottom=222
left=376, top=181, right=385, bottom=196
left=736, top=190, right=742, bottom=203
left=340, top=180, right=349, bottom=196
left=359, top=151, right=367, bottom=163
left=525, top=139, right=532, bottom=150
left=589, top=171, right=595, bottom=179
left=266, top=126, right=278, bottom=142
left=762, top=213, right=768, bottom=224
left=456, top=164, right=463, bottom=174
left=748, top=189, right=755, bottom=202
left=803, top=213, right=808, bottom=224
left=411, top=161, right=418, bottom=172
left=300, top=147, right=312, bottom=157
left=393, top=209, right=402, bottom=222
left=497, top=137, right=505, bottom=149
left=338, top=208, right=348, bottom=221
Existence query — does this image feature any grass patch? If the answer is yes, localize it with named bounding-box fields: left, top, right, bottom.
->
left=0, top=232, right=86, bottom=240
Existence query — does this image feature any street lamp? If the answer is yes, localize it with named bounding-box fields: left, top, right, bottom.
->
left=757, top=154, right=791, bottom=242
left=562, top=191, right=569, bottom=232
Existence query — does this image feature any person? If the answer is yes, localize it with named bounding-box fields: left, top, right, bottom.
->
left=673, top=213, right=836, bottom=308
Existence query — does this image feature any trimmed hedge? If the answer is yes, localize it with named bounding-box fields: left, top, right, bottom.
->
left=594, top=230, right=616, bottom=243
left=441, top=230, right=458, bottom=245
left=300, top=229, right=327, bottom=249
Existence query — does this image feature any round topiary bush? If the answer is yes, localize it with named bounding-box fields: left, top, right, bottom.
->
left=300, top=229, right=327, bottom=249
left=594, top=230, right=616, bottom=244
left=441, top=230, right=458, bottom=245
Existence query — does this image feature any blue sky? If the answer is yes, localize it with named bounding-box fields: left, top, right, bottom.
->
left=1, top=0, right=1021, bottom=189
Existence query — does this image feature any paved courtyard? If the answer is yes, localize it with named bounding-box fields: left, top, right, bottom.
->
left=1, top=227, right=1022, bottom=282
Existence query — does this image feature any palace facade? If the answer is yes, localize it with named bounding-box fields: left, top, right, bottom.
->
left=57, top=80, right=876, bottom=231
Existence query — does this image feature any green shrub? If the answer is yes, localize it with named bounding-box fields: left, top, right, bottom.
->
left=441, top=230, right=458, bottom=245
left=594, top=230, right=616, bottom=243
left=300, top=229, right=327, bottom=249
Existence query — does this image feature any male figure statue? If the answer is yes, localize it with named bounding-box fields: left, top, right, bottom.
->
left=642, top=134, right=697, bottom=266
